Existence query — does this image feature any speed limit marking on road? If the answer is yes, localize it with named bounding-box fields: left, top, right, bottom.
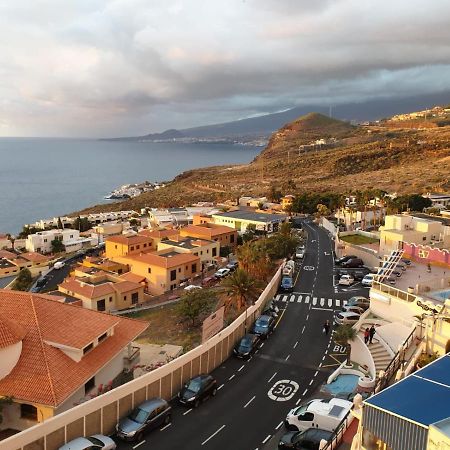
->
left=303, top=266, right=315, bottom=271
left=268, top=379, right=299, bottom=402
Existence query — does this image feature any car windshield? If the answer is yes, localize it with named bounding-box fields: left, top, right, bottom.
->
left=87, top=437, right=104, bottom=447
left=293, top=405, right=308, bottom=415
left=239, top=337, right=252, bottom=350
left=129, top=408, right=149, bottom=424
left=186, top=378, right=202, bottom=393
left=256, top=317, right=269, bottom=327
left=282, top=278, right=292, bottom=285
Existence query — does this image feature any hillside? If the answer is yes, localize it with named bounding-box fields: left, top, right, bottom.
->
left=75, top=111, right=450, bottom=215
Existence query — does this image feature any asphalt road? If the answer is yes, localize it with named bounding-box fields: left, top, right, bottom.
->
left=114, top=220, right=369, bottom=450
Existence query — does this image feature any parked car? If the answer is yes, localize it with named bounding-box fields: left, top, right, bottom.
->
left=226, top=261, right=239, bottom=271
left=178, top=374, right=217, bottom=408
left=54, top=261, right=66, bottom=270
left=233, top=333, right=261, bottom=359
left=201, top=276, right=217, bottom=287
left=214, top=268, right=230, bottom=278
left=116, top=398, right=171, bottom=442
left=336, top=268, right=369, bottom=281
left=252, top=314, right=276, bottom=338
left=401, top=258, right=411, bottom=266
left=280, top=276, right=294, bottom=292
left=263, top=300, right=280, bottom=318
left=278, top=428, right=332, bottom=449
left=338, top=274, right=354, bottom=286
left=335, top=255, right=357, bottom=265
left=346, top=296, right=370, bottom=310
left=184, top=284, right=202, bottom=291
left=361, top=273, right=375, bottom=287
left=334, top=311, right=360, bottom=326
left=341, top=305, right=365, bottom=315
left=341, top=257, right=364, bottom=268
left=295, top=247, right=305, bottom=259
left=59, top=435, right=116, bottom=450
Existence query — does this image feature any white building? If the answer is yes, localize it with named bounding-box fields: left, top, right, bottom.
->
left=423, top=193, right=450, bottom=210
left=26, top=229, right=95, bottom=254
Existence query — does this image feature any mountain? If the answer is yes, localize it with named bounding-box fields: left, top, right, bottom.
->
left=107, top=91, right=450, bottom=141
left=77, top=109, right=450, bottom=215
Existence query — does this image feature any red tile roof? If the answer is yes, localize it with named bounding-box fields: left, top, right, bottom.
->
left=106, top=234, right=152, bottom=245
left=20, top=252, right=50, bottom=264
left=126, top=249, right=200, bottom=268
left=119, top=272, right=146, bottom=283
left=0, top=317, right=26, bottom=349
left=181, top=224, right=236, bottom=238
left=0, top=290, right=148, bottom=407
left=138, top=229, right=179, bottom=239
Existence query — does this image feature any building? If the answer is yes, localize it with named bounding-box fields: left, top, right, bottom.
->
left=0, top=290, right=148, bottom=431
left=238, top=196, right=268, bottom=208
left=212, top=210, right=288, bottom=233
left=157, top=235, right=220, bottom=269
left=137, top=228, right=179, bottom=246
left=0, top=250, right=50, bottom=279
left=80, top=256, right=129, bottom=275
left=25, top=229, right=95, bottom=254
left=91, top=221, right=131, bottom=244
left=281, top=195, right=295, bottom=211
left=0, top=234, right=10, bottom=250
left=355, top=353, right=450, bottom=450
left=105, top=234, right=155, bottom=258
left=423, top=193, right=450, bottom=210
left=58, top=270, right=145, bottom=312
left=113, top=249, right=201, bottom=295
left=180, top=223, right=238, bottom=250
left=379, top=214, right=450, bottom=256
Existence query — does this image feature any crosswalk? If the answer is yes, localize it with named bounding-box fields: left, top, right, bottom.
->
left=275, top=293, right=346, bottom=308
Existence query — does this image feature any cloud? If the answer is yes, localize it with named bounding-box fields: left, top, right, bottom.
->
left=1, top=0, right=450, bottom=136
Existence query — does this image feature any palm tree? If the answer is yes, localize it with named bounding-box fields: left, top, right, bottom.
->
left=334, top=325, right=357, bottom=367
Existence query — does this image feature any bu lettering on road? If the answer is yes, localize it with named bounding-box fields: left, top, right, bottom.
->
left=303, top=266, right=315, bottom=271
left=268, top=379, right=299, bottom=402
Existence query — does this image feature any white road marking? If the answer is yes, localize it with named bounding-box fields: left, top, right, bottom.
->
left=320, top=298, right=325, bottom=306
left=275, top=294, right=281, bottom=300
left=290, top=295, right=295, bottom=302
left=312, top=297, right=317, bottom=305
left=306, top=314, right=310, bottom=321
left=328, top=299, right=333, bottom=307
left=201, top=425, right=226, bottom=446
left=293, top=341, right=298, bottom=349
left=322, top=355, right=326, bottom=361
left=336, top=299, right=341, bottom=306
left=260, top=342, right=265, bottom=348
left=262, top=435, right=272, bottom=444
left=301, top=325, right=305, bottom=334
left=160, top=423, right=172, bottom=431
left=295, top=398, right=302, bottom=405
left=267, top=372, right=277, bottom=383
left=311, top=307, right=333, bottom=311
left=305, top=296, right=310, bottom=304
left=183, top=409, right=193, bottom=416
left=314, top=370, right=319, bottom=377
left=248, top=356, right=253, bottom=361
left=309, top=379, right=314, bottom=386
left=285, top=354, right=290, bottom=361
left=275, top=421, right=284, bottom=430
left=282, top=295, right=288, bottom=302
left=229, top=374, right=235, bottom=381
left=297, top=295, right=302, bottom=303
left=218, top=384, right=224, bottom=390
left=255, top=349, right=259, bottom=354
left=302, top=388, right=308, bottom=396
left=132, top=441, right=146, bottom=449
left=238, top=365, right=245, bottom=372
left=244, top=395, right=256, bottom=408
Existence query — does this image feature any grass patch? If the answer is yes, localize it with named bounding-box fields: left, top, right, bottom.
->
left=339, top=234, right=379, bottom=245
left=127, top=304, right=202, bottom=352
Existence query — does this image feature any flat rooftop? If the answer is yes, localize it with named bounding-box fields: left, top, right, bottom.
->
left=213, top=210, right=287, bottom=223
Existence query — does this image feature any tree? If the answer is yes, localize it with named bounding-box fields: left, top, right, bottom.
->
left=57, top=217, right=64, bottom=229
left=333, top=325, right=357, bottom=366
left=18, top=225, right=40, bottom=239
left=242, top=224, right=257, bottom=243
left=51, top=238, right=65, bottom=254
left=221, top=268, right=263, bottom=312
left=316, top=203, right=331, bottom=217
left=73, top=216, right=92, bottom=232
left=13, top=268, right=32, bottom=291
left=257, top=201, right=265, bottom=210
left=176, top=289, right=217, bottom=327
left=268, top=184, right=283, bottom=202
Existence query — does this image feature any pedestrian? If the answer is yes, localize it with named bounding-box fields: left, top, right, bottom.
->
left=323, top=320, right=330, bottom=335
left=364, top=327, right=370, bottom=344
left=369, top=325, right=376, bottom=344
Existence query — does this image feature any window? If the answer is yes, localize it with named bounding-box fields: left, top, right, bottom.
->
left=20, top=404, right=37, bottom=421
left=170, top=269, right=177, bottom=281
left=191, top=263, right=197, bottom=273
left=148, top=267, right=151, bottom=273
left=299, top=412, right=314, bottom=421
left=212, top=248, right=217, bottom=257
left=84, top=376, right=95, bottom=394
left=136, top=245, right=140, bottom=250
left=44, top=238, right=47, bottom=243
left=178, top=268, right=181, bottom=273
left=98, top=332, right=107, bottom=342
left=115, top=245, right=118, bottom=249
left=230, top=234, right=235, bottom=243
left=143, top=243, right=147, bottom=248
left=83, top=342, right=94, bottom=354
left=97, top=299, right=105, bottom=311
left=124, top=295, right=127, bottom=301
left=132, top=292, right=139, bottom=304
left=130, top=246, right=134, bottom=251
left=109, top=296, right=113, bottom=302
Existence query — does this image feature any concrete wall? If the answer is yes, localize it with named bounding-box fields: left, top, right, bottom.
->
left=1, top=267, right=282, bottom=450
left=335, top=233, right=381, bottom=269
left=321, top=217, right=338, bottom=238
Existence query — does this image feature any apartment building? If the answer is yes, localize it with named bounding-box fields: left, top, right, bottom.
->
left=26, top=229, right=95, bottom=254
left=0, top=290, right=147, bottom=431
left=114, top=249, right=201, bottom=295
left=137, top=228, right=179, bottom=245
left=91, top=221, right=131, bottom=244
left=379, top=214, right=450, bottom=256
left=212, top=210, right=288, bottom=233
left=80, top=256, right=128, bottom=275
left=105, top=234, right=155, bottom=258
left=180, top=223, right=238, bottom=250
left=0, top=250, right=50, bottom=278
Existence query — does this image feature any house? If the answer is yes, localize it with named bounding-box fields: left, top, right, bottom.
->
left=180, top=223, right=238, bottom=250
left=105, top=234, right=155, bottom=258
left=80, top=256, right=129, bottom=275
left=281, top=195, right=295, bottom=211
left=379, top=214, right=450, bottom=256
left=25, top=229, right=95, bottom=254
left=238, top=196, right=268, bottom=208
left=212, top=210, right=288, bottom=233
left=137, top=228, right=179, bottom=246
left=157, top=235, right=220, bottom=269
left=0, top=234, right=10, bottom=250
left=58, top=270, right=145, bottom=312
left=0, top=290, right=148, bottom=431
left=91, top=221, right=131, bottom=244
left=423, top=193, right=450, bottom=210
left=113, top=249, right=201, bottom=295
left=0, top=251, right=50, bottom=279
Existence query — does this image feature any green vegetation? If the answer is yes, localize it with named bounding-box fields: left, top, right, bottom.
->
left=333, top=325, right=357, bottom=365
left=221, top=268, right=263, bottom=312
left=388, top=194, right=432, bottom=213
left=339, top=234, right=379, bottom=245
left=176, top=289, right=217, bottom=327
left=12, top=268, right=32, bottom=291
left=51, top=238, right=65, bottom=253
left=17, top=225, right=41, bottom=239
left=73, top=216, right=92, bottom=232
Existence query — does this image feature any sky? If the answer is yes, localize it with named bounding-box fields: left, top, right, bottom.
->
left=1, top=0, right=450, bottom=137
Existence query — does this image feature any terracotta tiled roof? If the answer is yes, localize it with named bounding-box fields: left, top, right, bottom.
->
left=138, top=229, right=179, bottom=239
left=112, top=281, right=142, bottom=294
left=0, top=317, right=26, bottom=349
left=59, top=277, right=116, bottom=299
left=0, top=250, right=18, bottom=259
left=0, top=290, right=148, bottom=407
left=20, top=252, right=50, bottom=263
left=106, top=234, right=151, bottom=245
left=126, top=249, right=200, bottom=268
left=119, top=272, right=146, bottom=283
left=181, top=224, right=236, bottom=238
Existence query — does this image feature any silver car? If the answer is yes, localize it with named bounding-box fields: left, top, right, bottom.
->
left=59, top=435, right=116, bottom=450
left=334, top=311, right=361, bottom=326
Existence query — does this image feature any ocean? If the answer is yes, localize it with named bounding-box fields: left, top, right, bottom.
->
left=0, top=138, right=261, bottom=234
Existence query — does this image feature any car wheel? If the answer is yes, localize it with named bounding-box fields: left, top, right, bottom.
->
left=194, top=399, right=200, bottom=408
left=286, top=424, right=299, bottom=432
left=211, top=388, right=217, bottom=397
left=164, top=414, right=171, bottom=425
left=135, top=432, right=144, bottom=442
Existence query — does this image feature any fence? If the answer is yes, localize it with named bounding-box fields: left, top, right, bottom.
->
left=2, top=267, right=282, bottom=450
left=321, top=409, right=354, bottom=450
left=371, top=281, right=418, bottom=303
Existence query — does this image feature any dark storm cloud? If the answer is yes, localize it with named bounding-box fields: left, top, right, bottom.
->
left=1, top=0, right=450, bottom=136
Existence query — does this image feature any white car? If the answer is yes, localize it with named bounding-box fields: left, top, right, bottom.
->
left=362, top=273, right=375, bottom=287
left=338, top=274, right=354, bottom=286
left=334, top=311, right=361, bottom=326
left=54, top=261, right=66, bottom=270
left=214, top=268, right=230, bottom=278
left=341, top=305, right=365, bottom=315
left=59, top=435, right=116, bottom=450
left=184, top=284, right=202, bottom=291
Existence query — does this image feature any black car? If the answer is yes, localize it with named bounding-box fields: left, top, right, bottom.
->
left=335, top=268, right=369, bottom=281
left=252, top=314, right=276, bottom=338
left=233, top=333, right=261, bottom=359
left=178, top=374, right=217, bottom=408
left=278, top=428, right=332, bottom=449
left=341, top=257, right=364, bottom=268
left=335, top=255, right=357, bottom=265
left=116, top=398, right=171, bottom=442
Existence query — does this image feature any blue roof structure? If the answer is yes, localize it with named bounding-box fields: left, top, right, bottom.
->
left=366, top=353, right=450, bottom=427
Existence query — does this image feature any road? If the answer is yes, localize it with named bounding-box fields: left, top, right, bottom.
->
left=115, top=220, right=369, bottom=450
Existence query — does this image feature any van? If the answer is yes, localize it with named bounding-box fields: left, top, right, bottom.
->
left=54, top=261, right=65, bottom=270
left=285, top=398, right=353, bottom=432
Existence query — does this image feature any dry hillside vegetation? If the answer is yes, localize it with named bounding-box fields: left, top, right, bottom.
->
left=76, top=113, right=450, bottom=215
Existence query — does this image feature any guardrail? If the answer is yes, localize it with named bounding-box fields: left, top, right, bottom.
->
left=321, top=409, right=353, bottom=450
left=371, top=281, right=418, bottom=303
